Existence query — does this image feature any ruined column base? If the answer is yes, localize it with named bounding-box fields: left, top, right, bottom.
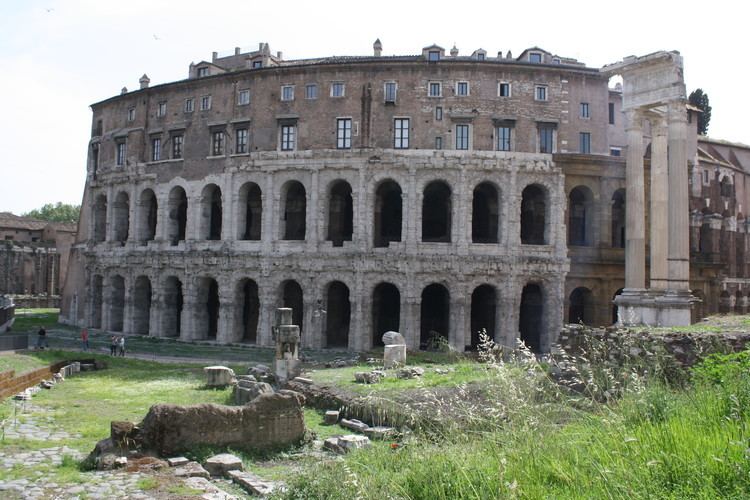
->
left=615, top=288, right=695, bottom=327
left=272, top=358, right=301, bottom=384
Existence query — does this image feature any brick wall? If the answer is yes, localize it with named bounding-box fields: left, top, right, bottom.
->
left=0, top=361, right=68, bottom=400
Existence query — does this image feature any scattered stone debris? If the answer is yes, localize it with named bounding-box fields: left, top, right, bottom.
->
left=233, top=379, right=274, bottom=405
left=324, top=358, right=358, bottom=368
left=204, top=453, right=243, bottom=477
left=324, top=435, right=371, bottom=454
left=292, top=376, right=313, bottom=385
left=247, top=363, right=271, bottom=378
left=173, top=461, right=211, bottom=479
left=396, top=367, right=425, bottom=379
left=183, top=476, right=239, bottom=500
left=354, top=370, right=385, bottom=384
left=364, top=426, right=396, bottom=440
left=167, top=456, right=189, bottom=467
left=434, top=368, right=455, bottom=374
left=340, top=418, right=369, bottom=433
left=227, top=469, right=279, bottom=496
left=204, top=366, right=235, bottom=387
left=324, top=410, right=340, bottom=425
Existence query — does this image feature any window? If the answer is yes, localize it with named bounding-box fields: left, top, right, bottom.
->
left=456, top=81, right=469, bottom=96
left=127, top=107, right=135, bottom=122
left=477, top=52, right=485, bottom=61
left=428, top=50, right=440, bottom=61
left=535, top=85, right=548, bottom=101
left=157, top=101, right=167, bottom=118
left=116, top=140, right=126, bottom=166
left=610, top=147, right=621, bottom=157
left=184, top=98, right=194, bottom=113
left=435, top=106, right=443, bottom=120
left=384, top=82, right=397, bottom=102
left=305, top=84, right=318, bottom=100
left=703, top=170, right=709, bottom=184
left=252, top=60, right=263, bottom=69
left=539, top=125, right=555, bottom=153
left=200, top=95, right=211, bottom=111
left=336, top=118, right=352, bottom=149
left=498, top=82, right=511, bottom=97
left=280, top=124, right=296, bottom=151
left=331, top=82, right=345, bottom=97
left=580, top=102, right=590, bottom=119
left=608, top=103, right=615, bottom=125
left=394, top=118, right=409, bottom=149
left=281, top=85, right=294, bottom=101
left=236, top=128, right=248, bottom=154
left=238, top=89, right=250, bottom=106
left=151, top=137, right=161, bottom=161
left=172, top=134, right=183, bottom=159
left=456, top=124, right=470, bottom=150
left=435, top=136, right=443, bottom=149
left=496, top=126, right=512, bottom=151
left=579, top=132, right=591, bottom=154
left=429, top=82, right=442, bottom=97
left=211, top=130, right=224, bottom=156
left=529, top=52, right=542, bottom=63
left=552, top=57, right=561, bottom=64
left=197, top=67, right=209, bottom=77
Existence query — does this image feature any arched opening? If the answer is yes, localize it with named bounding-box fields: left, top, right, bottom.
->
left=568, top=186, right=594, bottom=246
left=720, top=176, right=733, bottom=197
left=195, top=277, right=219, bottom=339
left=91, top=275, right=103, bottom=328
left=92, top=195, right=107, bottom=243
left=167, top=186, right=188, bottom=245
left=327, top=181, right=353, bottom=247
left=112, top=191, right=130, bottom=244
left=325, top=281, right=351, bottom=348
left=472, top=182, right=499, bottom=243
left=374, top=180, right=403, bottom=247
left=109, top=275, right=125, bottom=332
left=470, top=284, right=497, bottom=349
left=422, top=181, right=452, bottom=242
left=691, top=289, right=705, bottom=324
left=162, top=276, right=183, bottom=338
left=372, top=282, right=400, bottom=347
left=611, top=189, right=626, bottom=248
left=282, top=181, right=306, bottom=240
left=612, top=288, right=624, bottom=324
left=420, top=283, right=450, bottom=348
left=133, top=276, right=152, bottom=335
left=281, top=280, right=304, bottom=334
left=238, top=182, right=262, bottom=240
left=236, top=279, right=259, bottom=343
left=568, top=287, right=593, bottom=325
left=699, top=217, right=713, bottom=257
left=519, top=283, right=543, bottom=353
left=201, top=184, right=222, bottom=240
left=520, top=185, right=546, bottom=245
left=734, top=290, right=744, bottom=314
left=719, top=290, right=731, bottom=314
left=137, top=189, right=158, bottom=243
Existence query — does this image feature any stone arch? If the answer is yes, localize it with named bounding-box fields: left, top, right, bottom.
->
left=420, top=283, right=450, bottom=348
left=720, top=175, right=733, bottom=197
left=519, top=283, right=543, bottom=353
left=719, top=290, right=731, bottom=314
left=137, top=188, right=158, bottom=243
left=112, top=191, right=130, bottom=243
left=280, top=280, right=304, bottom=334
left=470, top=284, right=497, bottom=349
left=162, top=276, right=183, bottom=338
left=200, top=184, right=222, bottom=240
left=132, top=275, right=152, bottom=335
left=92, top=194, right=107, bottom=243
left=235, top=278, right=259, bottom=343
left=611, top=188, right=626, bottom=248
left=568, top=185, right=595, bottom=246
left=196, top=277, right=220, bottom=339
left=109, top=274, right=125, bottom=332
left=520, top=184, right=547, bottom=245
left=91, top=274, right=103, bottom=328
left=568, top=286, right=593, bottom=325
left=327, top=180, right=353, bottom=247
left=372, top=282, right=400, bottom=347
left=612, top=288, right=624, bottom=324
left=325, top=281, right=351, bottom=348
left=374, top=179, right=403, bottom=247
left=237, top=182, right=262, bottom=240
left=281, top=181, right=306, bottom=240
left=472, top=182, right=499, bottom=243
left=422, top=181, right=452, bottom=242
left=167, top=186, right=188, bottom=245
left=735, top=290, right=745, bottom=314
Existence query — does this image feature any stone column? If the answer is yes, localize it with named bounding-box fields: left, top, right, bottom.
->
left=216, top=286, right=234, bottom=344
left=456, top=170, right=469, bottom=255
left=406, top=167, right=418, bottom=253
left=257, top=286, right=274, bottom=347
left=667, top=100, right=690, bottom=291
left=149, top=287, right=162, bottom=338
left=307, top=170, right=319, bottom=252
left=624, top=109, right=646, bottom=290
left=122, top=282, right=134, bottom=334
left=451, top=292, right=467, bottom=351
left=262, top=175, right=274, bottom=252
left=649, top=116, right=669, bottom=290
left=180, top=284, right=198, bottom=341
left=403, top=297, right=420, bottom=350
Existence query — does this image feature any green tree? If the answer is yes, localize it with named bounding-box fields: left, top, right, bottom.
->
left=23, top=202, right=80, bottom=223
left=688, top=88, right=711, bottom=135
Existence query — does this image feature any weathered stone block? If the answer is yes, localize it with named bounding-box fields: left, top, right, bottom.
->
left=173, top=461, right=210, bottom=479
left=204, top=366, right=235, bottom=387
left=167, top=456, right=189, bottom=467
left=227, top=470, right=278, bottom=496
left=384, top=344, right=407, bottom=368
left=339, top=434, right=371, bottom=451
left=233, top=382, right=274, bottom=405
left=396, top=367, right=425, bottom=379
left=204, top=453, right=243, bottom=477
left=354, top=370, right=384, bottom=384
left=340, top=418, right=368, bottom=433
left=324, top=410, right=340, bottom=425
left=364, top=426, right=395, bottom=440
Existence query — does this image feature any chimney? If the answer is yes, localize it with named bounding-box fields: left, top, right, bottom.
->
left=497, top=51, right=503, bottom=59
left=235, top=47, right=241, bottom=55
left=450, top=44, right=458, bottom=57
left=121, top=87, right=128, bottom=95
left=373, top=38, right=382, bottom=57
left=506, top=50, right=512, bottom=59
left=259, top=43, right=263, bottom=51
left=212, top=51, right=218, bottom=62
left=277, top=51, right=283, bottom=59
left=139, top=74, right=150, bottom=89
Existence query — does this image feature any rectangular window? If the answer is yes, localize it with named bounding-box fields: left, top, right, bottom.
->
left=498, top=82, right=510, bottom=97
left=172, top=134, right=183, bottom=159
left=428, top=50, right=440, bottom=61
left=496, top=126, right=512, bottom=151
left=435, top=106, right=443, bottom=121
left=157, top=101, right=167, bottom=117
left=610, top=147, right=621, bottom=157
left=211, top=130, right=224, bottom=156
left=116, top=141, right=126, bottom=166
left=127, top=107, right=135, bottom=122
left=235, top=128, right=248, bottom=154
left=331, top=82, right=345, bottom=97
left=535, top=85, right=548, bottom=101
left=435, top=136, right=442, bottom=150
left=184, top=98, right=194, bottom=113
left=281, top=85, right=294, bottom=101
left=529, top=52, right=542, bottom=63
left=608, top=102, right=615, bottom=125
left=579, top=132, right=591, bottom=154
left=703, top=170, right=709, bottom=184
left=305, top=84, right=318, bottom=100
left=280, top=124, right=296, bottom=151
left=200, top=95, right=211, bottom=111
left=336, top=118, right=352, bottom=149
left=151, top=137, right=161, bottom=161
left=456, top=124, right=470, bottom=150
left=197, top=67, right=209, bottom=77
left=539, top=126, right=554, bottom=153
left=252, top=60, right=263, bottom=69
left=456, top=81, right=469, bottom=96
left=384, top=82, right=397, bottom=102
left=580, top=102, right=590, bottom=118
left=238, top=89, right=250, bottom=106
left=429, top=82, right=442, bottom=97
left=394, top=118, right=409, bottom=149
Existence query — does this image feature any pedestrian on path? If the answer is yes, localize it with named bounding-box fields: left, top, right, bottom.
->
left=36, top=327, right=48, bottom=349
left=110, top=336, right=118, bottom=356
left=118, top=336, right=126, bottom=357
left=80, top=328, right=89, bottom=351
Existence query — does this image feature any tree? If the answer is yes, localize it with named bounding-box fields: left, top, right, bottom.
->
left=23, top=202, right=80, bottom=223
left=689, top=88, right=711, bottom=136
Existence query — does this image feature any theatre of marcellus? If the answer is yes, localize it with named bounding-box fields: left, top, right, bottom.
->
left=60, top=41, right=750, bottom=353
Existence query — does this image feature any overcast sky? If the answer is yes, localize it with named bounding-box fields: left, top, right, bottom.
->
left=0, top=0, right=743, bottom=215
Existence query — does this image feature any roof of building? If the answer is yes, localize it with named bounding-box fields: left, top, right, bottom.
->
left=0, top=212, right=77, bottom=233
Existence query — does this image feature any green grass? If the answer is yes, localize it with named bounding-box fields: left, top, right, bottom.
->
left=9, top=309, right=60, bottom=332
left=0, top=351, right=64, bottom=375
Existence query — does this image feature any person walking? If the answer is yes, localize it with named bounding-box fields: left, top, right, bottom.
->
left=118, top=335, right=126, bottom=357
left=37, top=326, right=48, bottom=349
left=81, top=328, right=89, bottom=351
left=110, top=336, right=118, bottom=356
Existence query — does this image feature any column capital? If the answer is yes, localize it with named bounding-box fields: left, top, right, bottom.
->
left=667, top=99, right=688, bottom=123
left=648, top=114, right=668, bottom=137
left=624, top=108, right=645, bottom=131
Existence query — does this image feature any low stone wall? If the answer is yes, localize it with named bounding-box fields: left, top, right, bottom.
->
left=10, top=295, right=60, bottom=309
left=0, top=360, right=69, bottom=400
left=0, top=304, right=14, bottom=332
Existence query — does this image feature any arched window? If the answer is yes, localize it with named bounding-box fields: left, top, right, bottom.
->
left=133, top=276, right=152, bottom=335
left=519, top=283, right=543, bottom=353
left=422, top=181, right=452, bottom=242
left=109, top=275, right=125, bottom=332
left=112, top=192, right=130, bottom=243
left=200, top=184, right=222, bottom=240
left=470, top=285, right=497, bottom=348
left=281, top=280, right=304, bottom=334
left=167, top=186, right=188, bottom=245
left=520, top=185, right=546, bottom=245
left=282, top=182, right=306, bottom=240
left=238, top=183, right=262, bottom=240
left=137, top=189, right=158, bottom=243
left=611, top=189, right=626, bottom=248
left=568, top=186, right=594, bottom=246
left=374, top=180, right=402, bottom=247
left=162, top=276, right=183, bottom=338
left=196, top=277, right=220, bottom=339
left=235, top=279, right=259, bottom=343
left=372, top=282, right=400, bottom=346
left=90, top=275, right=103, bottom=328
left=568, top=287, right=593, bottom=325
left=420, top=284, right=450, bottom=348
left=328, top=181, right=353, bottom=246
left=92, top=195, right=107, bottom=243
left=472, top=182, right=499, bottom=243
left=325, top=281, right=351, bottom=348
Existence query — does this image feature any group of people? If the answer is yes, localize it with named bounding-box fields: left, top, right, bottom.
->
left=35, top=327, right=126, bottom=356
left=109, top=335, right=126, bottom=356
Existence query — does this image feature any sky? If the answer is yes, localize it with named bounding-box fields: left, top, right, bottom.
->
left=0, top=0, right=744, bottom=215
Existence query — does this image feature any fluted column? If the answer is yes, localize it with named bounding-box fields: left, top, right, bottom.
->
left=649, top=116, right=669, bottom=290
left=667, top=100, right=690, bottom=291
left=624, top=109, right=645, bottom=290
